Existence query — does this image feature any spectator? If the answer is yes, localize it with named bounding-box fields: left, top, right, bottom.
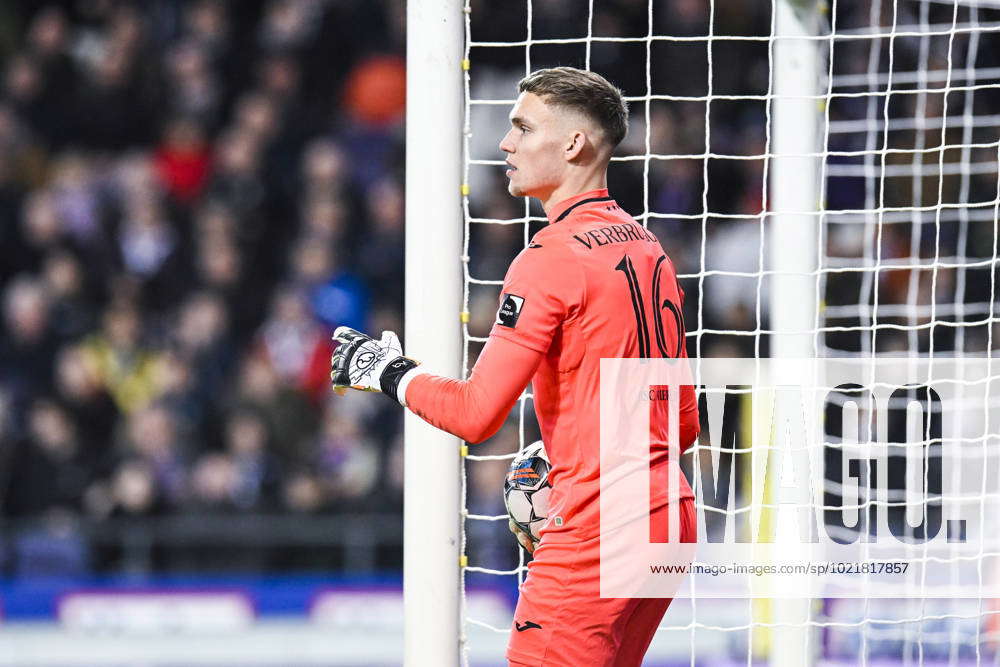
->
left=231, top=352, right=317, bottom=467
left=4, top=400, right=91, bottom=517
left=50, top=153, right=103, bottom=248
left=14, top=189, right=63, bottom=276
left=300, top=193, right=349, bottom=242
left=311, top=405, right=379, bottom=506
left=258, top=0, right=322, bottom=52
left=290, top=234, right=369, bottom=331
left=117, top=194, right=177, bottom=282
left=101, top=459, right=163, bottom=518
left=188, top=452, right=239, bottom=511
left=185, top=0, right=231, bottom=57
left=0, top=275, right=56, bottom=407
left=173, top=290, right=232, bottom=402
left=80, top=301, right=166, bottom=414
left=3, top=55, right=48, bottom=141
left=53, top=344, right=119, bottom=473
left=165, top=40, right=222, bottom=126
left=118, top=403, right=189, bottom=509
left=224, top=408, right=281, bottom=510
left=300, top=138, right=348, bottom=200
left=256, top=285, right=333, bottom=403
left=154, top=117, right=212, bottom=204
left=206, top=127, right=265, bottom=218
left=42, top=248, right=97, bottom=342
left=356, top=178, right=404, bottom=308
left=156, top=348, right=205, bottom=438
left=282, top=469, right=325, bottom=513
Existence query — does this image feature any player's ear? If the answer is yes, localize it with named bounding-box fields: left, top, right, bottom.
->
left=564, top=130, right=586, bottom=161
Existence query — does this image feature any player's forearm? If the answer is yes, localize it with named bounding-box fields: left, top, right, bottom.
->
left=404, top=374, right=513, bottom=443
left=403, top=336, right=541, bottom=443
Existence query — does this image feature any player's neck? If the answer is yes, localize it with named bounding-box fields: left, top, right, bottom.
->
left=538, top=172, right=608, bottom=219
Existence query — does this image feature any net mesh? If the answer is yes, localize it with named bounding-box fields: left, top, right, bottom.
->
left=458, top=0, right=1000, bottom=664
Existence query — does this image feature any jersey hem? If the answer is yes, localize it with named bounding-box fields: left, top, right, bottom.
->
left=505, top=647, right=544, bottom=666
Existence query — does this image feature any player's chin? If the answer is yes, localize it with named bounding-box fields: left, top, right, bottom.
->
left=507, top=181, right=527, bottom=197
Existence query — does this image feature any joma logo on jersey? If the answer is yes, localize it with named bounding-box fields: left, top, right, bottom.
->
left=496, top=294, right=525, bottom=328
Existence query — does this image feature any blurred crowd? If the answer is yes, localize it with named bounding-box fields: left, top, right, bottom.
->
left=1, top=0, right=998, bottom=576
left=0, top=0, right=411, bottom=573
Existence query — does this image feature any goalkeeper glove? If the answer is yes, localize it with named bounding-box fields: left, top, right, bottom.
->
left=330, top=327, right=424, bottom=405
left=509, top=519, right=536, bottom=554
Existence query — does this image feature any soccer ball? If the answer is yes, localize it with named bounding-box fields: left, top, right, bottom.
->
left=503, top=440, right=551, bottom=543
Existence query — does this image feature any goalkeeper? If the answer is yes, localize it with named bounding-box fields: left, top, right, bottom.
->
left=332, top=67, right=699, bottom=667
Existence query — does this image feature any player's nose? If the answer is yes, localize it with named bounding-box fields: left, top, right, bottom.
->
left=499, top=130, right=515, bottom=154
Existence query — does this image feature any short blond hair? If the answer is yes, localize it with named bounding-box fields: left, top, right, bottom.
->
left=518, top=67, right=629, bottom=147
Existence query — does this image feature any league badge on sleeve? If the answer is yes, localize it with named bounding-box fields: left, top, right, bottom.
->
left=496, top=293, right=525, bottom=328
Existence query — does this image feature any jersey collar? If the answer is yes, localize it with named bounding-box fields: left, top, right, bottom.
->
left=546, top=188, right=613, bottom=224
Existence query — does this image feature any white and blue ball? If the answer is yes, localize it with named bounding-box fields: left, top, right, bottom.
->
left=503, top=440, right=551, bottom=542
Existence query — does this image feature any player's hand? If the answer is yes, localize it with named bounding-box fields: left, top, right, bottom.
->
left=509, top=519, right=536, bottom=554
left=330, top=327, right=421, bottom=405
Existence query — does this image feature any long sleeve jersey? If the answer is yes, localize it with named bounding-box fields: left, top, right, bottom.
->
left=405, top=189, right=699, bottom=543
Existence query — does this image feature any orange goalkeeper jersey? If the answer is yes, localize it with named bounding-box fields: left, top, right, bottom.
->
left=406, top=188, right=698, bottom=544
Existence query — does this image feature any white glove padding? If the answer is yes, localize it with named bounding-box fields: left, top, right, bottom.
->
left=330, top=327, right=421, bottom=404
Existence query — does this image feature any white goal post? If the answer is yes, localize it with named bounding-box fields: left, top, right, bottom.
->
left=770, top=1, right=821, bottom=666
left=404, top=1, right=464, bottom=665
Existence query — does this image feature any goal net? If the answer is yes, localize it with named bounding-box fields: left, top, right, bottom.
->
left=453, top=0, right=1000, bottom=664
